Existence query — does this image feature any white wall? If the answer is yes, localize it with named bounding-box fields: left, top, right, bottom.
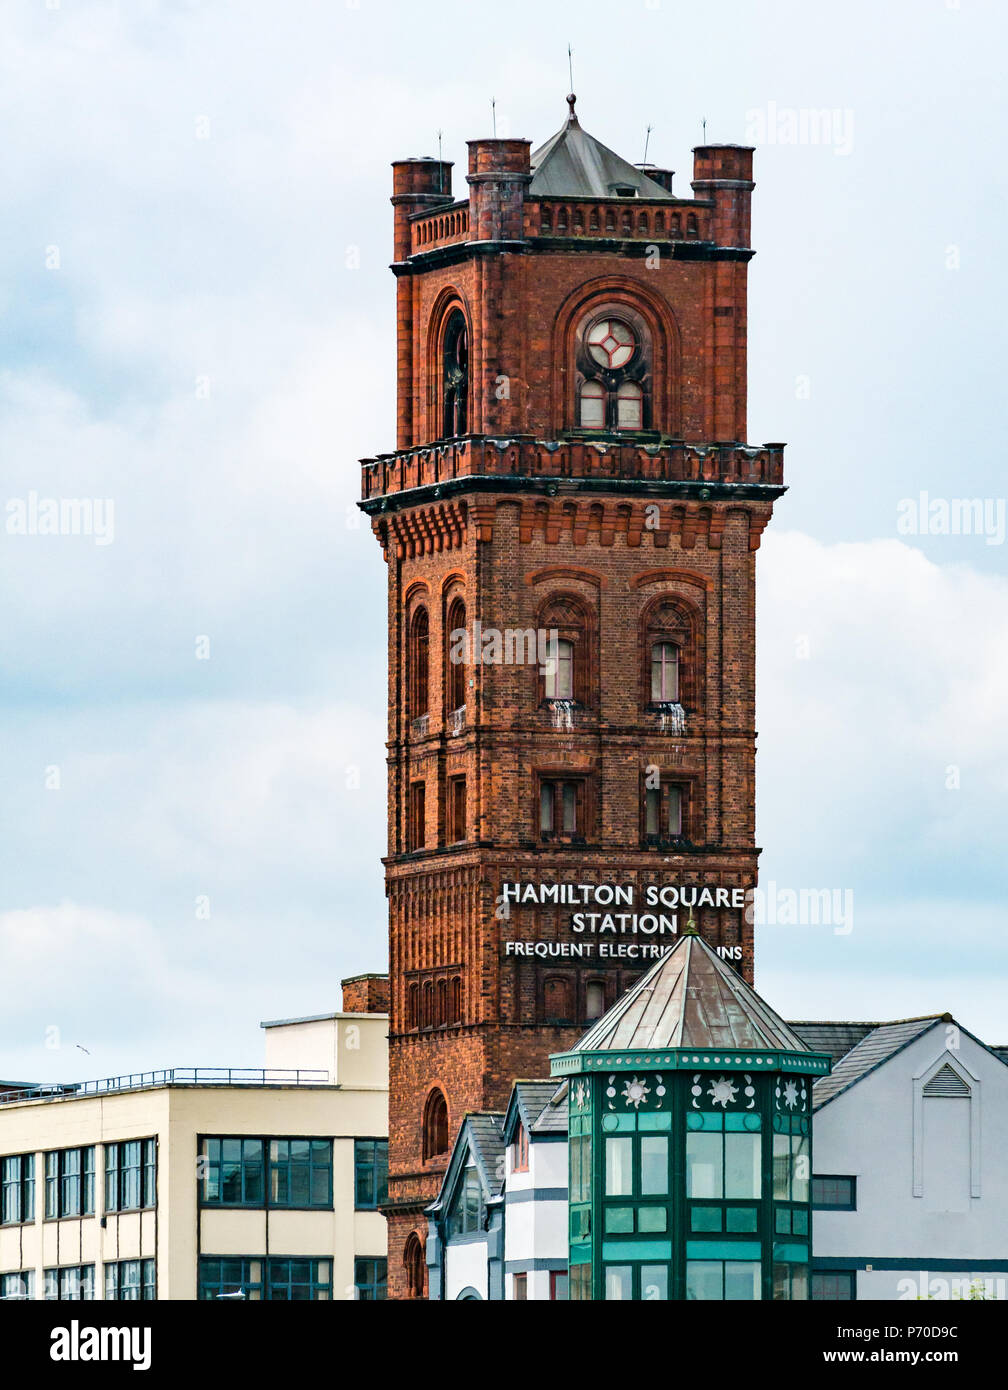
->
left=813, top=1026, right=1008, bottom=1296
left=444, top=1238, right=489, bottom=1301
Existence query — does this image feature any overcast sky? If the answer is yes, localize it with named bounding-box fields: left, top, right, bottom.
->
left=2, top=0, right=1006, bottom=1081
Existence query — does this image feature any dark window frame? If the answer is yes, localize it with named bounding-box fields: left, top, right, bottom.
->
left=812, top=1174, right=857, bottom=1212
left=1, top=1152, right=35, bottom=1226
left=354, top=1256, right=388, bottom=1301
left=104, top=1139, right=155, bottom=1215
left=811, top=1268, right=856, bottom=1300
left=44, top=1145, right=95, bottom=1220
left=354, top=1138, right=389, bottom=1211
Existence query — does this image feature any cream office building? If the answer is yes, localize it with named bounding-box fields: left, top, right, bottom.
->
left=0, top=977, right=389, bottom=1301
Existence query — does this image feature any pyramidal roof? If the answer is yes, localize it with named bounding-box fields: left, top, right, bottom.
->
left=570, top=932, right=815, bottom=1055
left=529, top=95, right=675, bottom=201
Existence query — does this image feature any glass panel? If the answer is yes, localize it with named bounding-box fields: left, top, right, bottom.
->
left=667, top=785, right=682, bottom=836
left=639, top=1206, right=667, bottom=1232
left=792, top=1135, right=810, bottom=1202
left=724, top=1132, right=760, bottom=1200
left=725, top=1261, right=762, bottom=1300
left=641, top=1264, right=669, bottom=1300
left=686, top=1260, right=722, bottom=1301
left=580, top=381, right=605, bottom=428
left=772, top=1133, right=791, bottom=1200
left=539, top=782, right=553, bottom=834
left=561, top=782, right=577, bottom=834
left=604, top=1206, right=634, bottom=1233
left=686, top=1132, right=722, bottom=1199
left=645, top=787, right=659, bottom=835
left=616, top=381, right=643, bottom=429
left=726, top=1206, right=758, bottom=1233
left=605, top=1137, right=633, bottom=1196
left=691, top=1206, right=722, bottom=1232
left=604, top=1265, right=632, bottom=1300
left=639, top=1136, right=668, bottom=1195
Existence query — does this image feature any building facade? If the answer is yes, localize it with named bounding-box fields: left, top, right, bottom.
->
left=360, top=96, right=785, bottom=1296
left=0, top=979, right=389, bottom=1301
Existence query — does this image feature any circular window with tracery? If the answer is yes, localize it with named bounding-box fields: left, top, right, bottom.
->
left=586, top=318, right=636, bottom=369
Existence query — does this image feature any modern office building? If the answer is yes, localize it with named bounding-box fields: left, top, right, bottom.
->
left=0, top=976, right=389, bottom=1301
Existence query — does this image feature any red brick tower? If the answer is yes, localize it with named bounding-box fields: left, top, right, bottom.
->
left=359, top=97, right=785, bottom=1297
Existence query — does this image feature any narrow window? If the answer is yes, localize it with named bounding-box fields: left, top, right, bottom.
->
left=408, top=609, right=429, bottom=723
left=650, top=641, right=679, bottom=702
left=449, top=777, right=466, bottom=843
left=579, top=379, right=605, bottom=428
left=616, top=380, right=643, bottom=429
left=446, top=597, right=467, bottom=713
left=408, top=782, right=426, bottom=851
left=585, top=980, right=606, bottom=1022
left=513, top=1273, right=528, bottom=1300
left=407, top=982, right=420, bottom=1029
left=442, top=310, right=468, bottom=438
left=512, top=1122, right=529, bottom=1173
left=450, top=976, right=462, bottom=1024
left=539, top=779, right=583, bottom=840
left=544, top=637, right=574, bottom=700
left=423, top=1089, right=449, bottom=1159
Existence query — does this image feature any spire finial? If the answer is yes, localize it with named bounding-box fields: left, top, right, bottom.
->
left=567, top=91, right=577, bottom=123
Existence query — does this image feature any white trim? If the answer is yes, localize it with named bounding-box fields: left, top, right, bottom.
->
left=912, top=1050, right=980, bottom=1199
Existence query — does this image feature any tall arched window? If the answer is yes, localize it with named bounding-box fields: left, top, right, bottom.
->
left=539, top=596, right=592, bottom=708
left=585, top=980, right=606, bottom=1022
left=642, top=598, right=701, bottom=711
left=446, top=596, right=466, bottom=714
left=450, top=976, right=462, bottom=1024
left=543, top=976, right=573, bottom=1022
left=408, top=608, right=429, bottom=722
left=423, top=1089, right=450, bottom=1160
left=442, top=310, right=468, bottom=438
left=404, top=1234, right=425, bottom=1300
left=577, top=315, right=649, bottom=432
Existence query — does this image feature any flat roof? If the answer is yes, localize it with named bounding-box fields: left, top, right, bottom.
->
left=260, top=1010, right=389, bottom=1029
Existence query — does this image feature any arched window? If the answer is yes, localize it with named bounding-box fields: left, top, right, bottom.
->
left=407, top=983, right=420, bottom=1030
left=543, top=637, right=574, bottom=700
left=539, top=596, right=592, bottom=708
left=422, top=980, right=434, bottom=1030
left=585, top=980, right=606, bottom=1022
left=450, top=976, right=462, bottom=1024
left=642, top=598, right=701, bottom=712
left=442, top=310, right=468, bottom=438
left=651, top=640, right=680, bottom=703
left=408, top=608, right=429, bottom=722
left=436, top=979, right=447, bottom=1027
left=403, top=1234, right=425, bottom=1299
left=543, top=976, right=572, bottom=1021
left=423, top=1089, right=450, bottom=1160
left=577, top=315, right=649, bottom=432
left=446, top=597, right=466, bottom=714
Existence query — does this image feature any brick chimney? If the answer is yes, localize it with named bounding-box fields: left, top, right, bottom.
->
left=341, top=973, right=390, bottom=1015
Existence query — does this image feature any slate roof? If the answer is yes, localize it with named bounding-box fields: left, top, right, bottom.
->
left=529, top=97, right=675, bottom=201
left=570, top=932, right=817, bottom=1056
left=809, top=1017, right=941, bottom=1111
left=532, top=1081, right=569, bottom=1134
left=788, top=1022, right=876, bottom=1064
left=465, top=1112, right=506, bottom=1195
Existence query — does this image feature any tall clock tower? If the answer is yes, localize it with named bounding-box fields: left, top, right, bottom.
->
left=359, top=97, right=785, bottom=1297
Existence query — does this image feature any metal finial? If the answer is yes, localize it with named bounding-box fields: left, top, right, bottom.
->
left=702, top=118, right=707, bottom=143
left=567, top=92, right=577, bottom=123
left=643, top=123, right=653, bottom=165
left=491, top=97, right=496, bottom=138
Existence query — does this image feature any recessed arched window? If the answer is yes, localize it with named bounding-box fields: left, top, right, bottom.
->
left=446, top=596, right=466, bottom=714
left=651, top=641, right=680, bottom=703
left=544, top=976, right=573, bottom=1021
left=544, top=637, right=574, bottom=700
left=538, top=596, right=592, bottom=709
left=577, top=314, right=649, bottom=432
left=408, top=608, right=429, bottom=722
left=436, top=979, right=447, bottom=1027
left=442, top=310, right=468, bottom=438
left=423, top=1089, right=450, bottom=1160
left=585, top=980, right=606, bottom=1022
left=404, top=1234, right=425, bottom=1299
left=422, top=980, right=434, bottom=1029
left=450, top=976, right=462, bottom=1024
left=407, top=982, right=420, bottom=1030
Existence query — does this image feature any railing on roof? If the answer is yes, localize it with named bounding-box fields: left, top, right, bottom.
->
left=0, top=1067, right=331, bottom=1106
left=360, top=437, right=785, bottom=503
left=533, top=200, right=706, bottom=241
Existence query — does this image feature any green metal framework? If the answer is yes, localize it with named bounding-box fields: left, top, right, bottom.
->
left=556, top=1049, right=830, bottom=1300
